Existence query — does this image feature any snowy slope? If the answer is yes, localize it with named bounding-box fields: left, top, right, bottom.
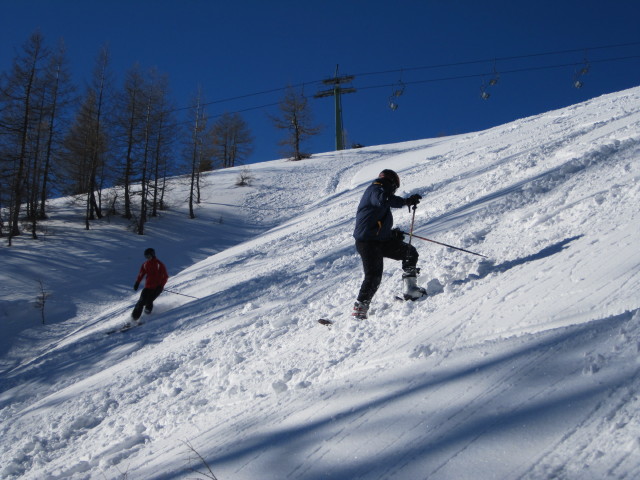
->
left=1, top=86, right=640, bottom=479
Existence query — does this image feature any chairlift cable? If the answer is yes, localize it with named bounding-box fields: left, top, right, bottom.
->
left=162, top=49, right=640, bottom=126
left=356, top=54, right=640, bottom=92
left=165, top=41, right=640, bottom=115
left=352, top=41, right=640, bottom=79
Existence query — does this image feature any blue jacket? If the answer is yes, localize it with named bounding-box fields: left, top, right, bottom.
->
left=353, top=177, right=406, bottom=241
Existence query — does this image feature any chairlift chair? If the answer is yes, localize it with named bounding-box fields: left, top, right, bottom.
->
left=388, top=77, right=405, bottom=110
left=480, top=83, right=491, bottom=100
left=393, top=85, right=405, bottom=97
left=488, top=60, right=500, bottom=86
left=573, top=58, right=590, bottom=89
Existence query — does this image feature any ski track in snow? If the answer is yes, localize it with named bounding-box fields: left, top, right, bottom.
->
left=1, top=87, right=640, bottom=479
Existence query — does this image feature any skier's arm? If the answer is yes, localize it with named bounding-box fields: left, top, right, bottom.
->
left=134, top=264, right=146, bottom=290
left=389, top=194, right=407, bottom=209
left=369, top=182, right=406, bottom=209
left=159, top=263, right=169, bottom=288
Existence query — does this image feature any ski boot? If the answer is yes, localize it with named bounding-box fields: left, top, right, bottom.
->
left=352, top=300, right=370, bottom=320
left=402, top=267, right=427, bottom=301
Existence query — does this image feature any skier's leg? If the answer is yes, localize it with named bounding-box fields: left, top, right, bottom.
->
left=132, top=292, right=145, bottom=320
left=144, top=287, right=163, bottom=314
left=353, top=241, right=384, bottom=318
left=355, top=241, right=384, bottom=303
left=384, top=241, right=426, bottom=300
left=144, top=288, right=161, bottom=314
left=401, top=244, right=426, bottom=300
left=381, top=238, right=418, bottom=268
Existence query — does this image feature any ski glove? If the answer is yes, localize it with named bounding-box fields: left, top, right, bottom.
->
left=134, top=282, right=140, bottom=291
left=405, top=194, right=422, bottom=207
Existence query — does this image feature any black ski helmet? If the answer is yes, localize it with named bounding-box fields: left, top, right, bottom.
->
left=379, top=169, right=400, bottom=190
left=144, top=248, right=156, bottom=258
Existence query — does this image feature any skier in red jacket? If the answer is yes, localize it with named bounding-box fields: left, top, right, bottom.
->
left=132, top=248, right=169, bottom=321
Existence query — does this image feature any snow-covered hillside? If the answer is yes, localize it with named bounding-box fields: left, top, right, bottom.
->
left=1, top=86, right=640, bottom=479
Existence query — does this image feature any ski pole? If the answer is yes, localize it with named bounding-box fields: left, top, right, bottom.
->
left=164, top=289, right=200, bottom=299
left=408, top=204, right=417, bottom=246
left=399, top=231, right=488, bottom=258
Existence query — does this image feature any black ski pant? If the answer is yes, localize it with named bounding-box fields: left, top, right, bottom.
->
left=132, top=286, right=163, bottom=320
left=355, top=239, right=419, bottom=303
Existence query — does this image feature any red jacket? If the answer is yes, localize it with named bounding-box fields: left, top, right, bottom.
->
left=136, top=258, right=169, bottom=289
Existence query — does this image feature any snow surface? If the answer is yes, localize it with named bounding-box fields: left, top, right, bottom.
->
left=1, top=86, right=640, bottom=479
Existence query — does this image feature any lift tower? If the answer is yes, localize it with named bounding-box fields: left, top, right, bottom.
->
left=315, top=65, right=356, bottom=151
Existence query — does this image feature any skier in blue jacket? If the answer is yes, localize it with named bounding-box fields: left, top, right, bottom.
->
left=352, top=169, right=425, bottom=319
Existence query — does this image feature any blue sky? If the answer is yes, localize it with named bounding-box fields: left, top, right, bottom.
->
left=2, top=0, right=640, bottom=164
